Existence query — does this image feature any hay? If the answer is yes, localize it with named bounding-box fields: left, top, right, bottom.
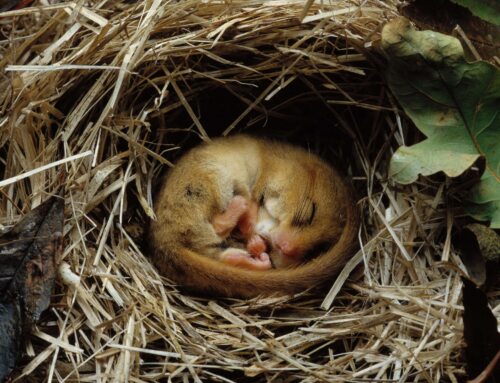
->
left=0, top=0, right=473, bottom=381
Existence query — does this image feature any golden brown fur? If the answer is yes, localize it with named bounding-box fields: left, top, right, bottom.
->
left=149, top=135, right=359, bottom=297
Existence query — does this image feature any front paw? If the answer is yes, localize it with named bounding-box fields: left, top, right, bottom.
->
left=212, top=196, right=249, bottom=237
left=246, top=234, right=267, bottom=257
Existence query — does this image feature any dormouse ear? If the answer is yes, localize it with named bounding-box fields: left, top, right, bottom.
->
left=257, top=185, right=275, bottom=205
left=291, top=197, right=316, bottom=227
left=258, top=186, right=282, bottom=217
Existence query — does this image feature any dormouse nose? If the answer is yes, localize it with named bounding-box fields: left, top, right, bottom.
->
left=274, top=236, right=300, bottom=259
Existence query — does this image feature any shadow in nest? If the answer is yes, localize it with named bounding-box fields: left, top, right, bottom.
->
left=146, top=70, right=393, bottom=199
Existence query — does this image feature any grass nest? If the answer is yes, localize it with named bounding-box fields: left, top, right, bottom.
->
left=0, top=0, right=469, bottom=381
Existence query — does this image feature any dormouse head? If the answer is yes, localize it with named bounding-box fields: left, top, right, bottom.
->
left=255, top=158, right=347, bottom=268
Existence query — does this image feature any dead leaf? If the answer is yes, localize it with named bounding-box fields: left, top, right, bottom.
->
left=462, top=278, right=500, bottom=381
left=0, top=0, right=34, bottom=12
left=455, top=224, right=500, bottom=287
left=0, top=196, right=64, bottom=381
left=0, top=302, right=21, bottom=383
left=466, top=224, right=500, bottom=261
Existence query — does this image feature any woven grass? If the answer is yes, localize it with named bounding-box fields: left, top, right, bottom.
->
left=0, top=0, right=472, bottom=381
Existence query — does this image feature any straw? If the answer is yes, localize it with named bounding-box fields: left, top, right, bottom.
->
left=0, top=0, right=474, bottom=381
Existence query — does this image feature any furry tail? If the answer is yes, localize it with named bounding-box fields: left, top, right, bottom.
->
left=152, top=187, right=360, bottom=298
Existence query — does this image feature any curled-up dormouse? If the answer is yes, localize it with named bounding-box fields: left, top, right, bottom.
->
left=149, top=135, right=359, bottom=297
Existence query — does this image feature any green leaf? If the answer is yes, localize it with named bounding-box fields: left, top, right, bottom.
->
left=382, top=18, right=500, bottom=228
left=448, top=0, right=500, bottom=26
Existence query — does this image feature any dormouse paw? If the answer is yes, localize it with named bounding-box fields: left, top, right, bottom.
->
left=237, top=199, right=259, bottom=237
left=220, top=248, right=272, bottom=271
left=212, top=196, right=249, bottom=237
left=247, top=234, right=267, bottom=257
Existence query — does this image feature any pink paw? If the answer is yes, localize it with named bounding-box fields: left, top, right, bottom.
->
left=212, top=196, right=249, bottom=236
left=226, top=195, right=249, bottom=216
left=247, top=234, right=267, bottom=257
left=220, top=248, right=272, bottom=271
left=237, top=199, right=259, bottom=237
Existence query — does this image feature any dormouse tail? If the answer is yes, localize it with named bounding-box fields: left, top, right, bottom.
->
left=160, top=191, right=360, bottom=298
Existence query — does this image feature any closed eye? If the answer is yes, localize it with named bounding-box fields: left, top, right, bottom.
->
left=291, top=199, right=316, bottom=227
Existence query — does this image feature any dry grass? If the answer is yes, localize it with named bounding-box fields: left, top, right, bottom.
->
left=0, top=0, right=476, bottom=381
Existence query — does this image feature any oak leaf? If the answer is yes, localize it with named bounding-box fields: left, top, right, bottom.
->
left=382, top=18, right=500, bottom=227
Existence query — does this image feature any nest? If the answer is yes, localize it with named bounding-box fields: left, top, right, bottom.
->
left=0, top=0, right=468, bottom=381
